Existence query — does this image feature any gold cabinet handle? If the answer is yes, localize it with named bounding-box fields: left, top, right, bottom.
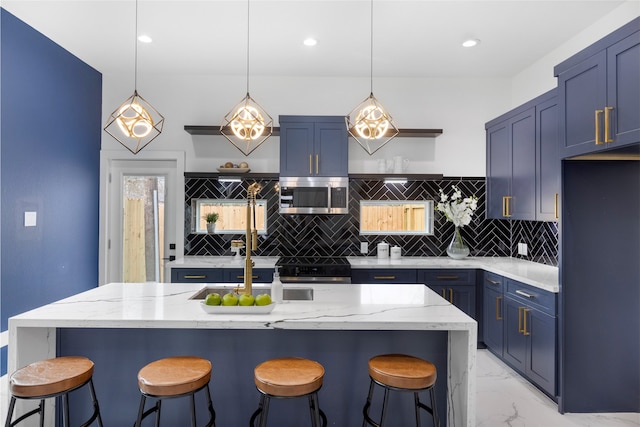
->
left=518, top=307, right=524, bottom=333
left=448, top=288, right=454, bottom=304
left=595, top=109, right=604, bottom=145
left=554, top=193, right=559, bottom=219
left=436, top=275, right=460, bottom=280
left=184, top=275, right=206, bottom=279
left=236, top=275, right=259, bottom=279
left=374, top=275, right=396, bottom=280
left=496, top=296, right=503, bottom=320
left=604, top=106, right=614, bottom=143
left=316, top=154, right=319, bottom=174
left=523, top=309, right=531, bottom=336
left=502, top=196, right=512, bottom=217
left=441, top=289, right=446, bottom=299
left=309, top=155, right=313, bottom=175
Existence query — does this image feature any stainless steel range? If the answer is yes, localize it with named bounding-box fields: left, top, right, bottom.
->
left=277, top=256, right=351, bottom=284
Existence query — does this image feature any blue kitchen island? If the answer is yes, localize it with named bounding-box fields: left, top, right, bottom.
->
left=7, top=282, right=476, bottom=426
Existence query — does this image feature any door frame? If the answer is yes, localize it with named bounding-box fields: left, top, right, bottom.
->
left=99, top=150, right=185, bottom=286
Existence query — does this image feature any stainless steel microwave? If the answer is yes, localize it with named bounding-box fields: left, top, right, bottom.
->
left=279, top=177, right=348, bottom=214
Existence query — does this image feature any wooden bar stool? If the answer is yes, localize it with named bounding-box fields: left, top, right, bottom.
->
left=250, top=357, right=327, bottom=427
left=134, top=356, right=216, bottom=427
left=5, top=356, right=103, bottom=427
left=362, top=354, right=439, bottom=427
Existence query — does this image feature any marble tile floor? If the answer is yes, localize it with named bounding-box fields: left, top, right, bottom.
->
left=477, top=349, right=639, bottom=427
left=1, top=350, right=638, bottom=426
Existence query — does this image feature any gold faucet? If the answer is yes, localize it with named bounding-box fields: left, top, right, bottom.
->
left=237, top=182, right=261, bottom=296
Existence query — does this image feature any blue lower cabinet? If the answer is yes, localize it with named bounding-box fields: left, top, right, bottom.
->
left=483, top=272, right=505, bottom=356
left=503, top=280, right=557, bottom=398
left=171, top=268, right=223, bottom=283
left=351, top=269, right=417, bottom=284
left=419, top=270, right=477, bottom=319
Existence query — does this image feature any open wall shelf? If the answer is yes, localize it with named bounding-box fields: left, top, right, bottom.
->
left=184, top=125, right=443, bottom=138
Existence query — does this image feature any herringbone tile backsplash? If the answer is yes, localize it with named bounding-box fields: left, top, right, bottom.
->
left=184, top=176, right=558, bottom=266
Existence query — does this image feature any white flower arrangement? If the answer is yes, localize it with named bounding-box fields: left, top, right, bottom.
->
left=436, top=185, right=478, bottom=228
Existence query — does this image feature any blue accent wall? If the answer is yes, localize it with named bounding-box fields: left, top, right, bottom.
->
left=0, top=8, right=102, bottom=375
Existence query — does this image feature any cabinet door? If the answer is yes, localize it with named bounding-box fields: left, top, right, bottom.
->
left=315, top=120, right=348, bottom=177
left=558, top=51, right=607, bottom=158
left=503, top=297, right=527, bottom=373
left=526, top=309, right=556, bottom=396
left=279, top=120, right=315, bottom=176
left=536, top=98, right=560, bottom=221
left=486, top=121, right=511, bottom=219
left=483, top=283, right=504, bottom=356
left=607, top=32, right=640, bottom=147
left=510, top=108, right=536, bottom=220
left=171, top=268, right=222, bottom=283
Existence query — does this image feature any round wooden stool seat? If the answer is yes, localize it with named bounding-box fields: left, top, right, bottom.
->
left=254, top=357, right=324, bottom=397
left=368, top=354, right=437, bottom=390
left=10, top=356, right=94, bottom=398
left=138, top=356, right=212, bottom=397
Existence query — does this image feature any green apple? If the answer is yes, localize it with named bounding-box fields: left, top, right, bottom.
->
left=239, top=294, right=256, bottom=306
left=204, top=292, right=222, bottom=306
left=255, top=293, right=272, bottom=306
left=221, top=292, right=239, bottom=306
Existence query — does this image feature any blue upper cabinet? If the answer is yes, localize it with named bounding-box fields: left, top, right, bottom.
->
left=486, top=107, right=536, bottom=220
left=555, top=18, right=640, bottom=158
left=279, top=115, right=348, bottom=177
left=486, top=90, right=558, bottom=221
left=536, top=97, right=560, bottom=221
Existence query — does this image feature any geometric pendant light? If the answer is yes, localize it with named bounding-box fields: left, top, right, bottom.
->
left=104, top=0, right=164, bottom=154
left=221, top=0, right=273, bottom=156
left=346, top=0, right=398, bottom=155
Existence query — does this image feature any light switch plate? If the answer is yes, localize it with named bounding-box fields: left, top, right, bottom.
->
left=518, top=242, right=528, bottom=256
left=360, top=242, right=369, bottom=254
left=24, top=211, right=37, bottom=227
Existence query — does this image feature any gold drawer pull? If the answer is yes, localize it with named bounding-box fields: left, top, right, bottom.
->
left=502, top=196, right=512, bottom=217
left=236, top=275, right=259, bottom=279
left=604, top=106, right=614, bottom=143
left=184, top=275, right=206, bottom=279
left=523, top=309, right=531, bottom=336
left=495, top=296, right=502, bottom=320
left=448, top=288, right=454, bottom=304
left=595, top=109, right=604, bottom=145
left=554, top=193, right=559, bottom=219
left=373, top=275, right=396, bottom=280
left=518, top=307, right=525, bottom=333
left=309, top=155, right=312, bottom=174
left=436, top=275, right=459, bottom=280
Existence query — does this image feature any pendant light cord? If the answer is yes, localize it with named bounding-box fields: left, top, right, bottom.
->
left=369, top=0, right=373, bottom=95
left=134, top=0, right=139, bottom=91
left=246, top=0, right=251, bottom=95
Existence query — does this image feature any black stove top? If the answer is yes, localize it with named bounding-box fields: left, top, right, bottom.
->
left=277, top=256, right=350, bottom=266
left=277, top=256, right=351, bottom=282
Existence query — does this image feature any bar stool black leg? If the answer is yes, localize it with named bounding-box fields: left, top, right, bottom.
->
left=430, top=388, right=440, bottom=427
left=413, top=392, right=421, bottom=426
left=204, top=384, right=216, bottom=427
left=190, top=394, right=197, bottom=427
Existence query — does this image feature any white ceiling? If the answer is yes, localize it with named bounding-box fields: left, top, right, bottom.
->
left=1, top=0, right=631, bottom=79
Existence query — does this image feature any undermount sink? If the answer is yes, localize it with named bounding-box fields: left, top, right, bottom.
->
left=190, top=286, right=314, bottom=301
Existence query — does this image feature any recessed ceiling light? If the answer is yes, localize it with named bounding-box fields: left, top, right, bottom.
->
left=138, top=35, right=153, bottom=43
left=462, top=39, right=480, bottom=48
left=303, top=38, right=317, bottom=47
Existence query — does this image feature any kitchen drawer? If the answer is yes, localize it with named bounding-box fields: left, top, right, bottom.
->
left=419, top=269, right=476, bottom=286
left=224, top=268, right=274, bottom=283
left=171, top=268, right=222, bottom=283
left=483, top=271, right=504, bottom=292
left=351, top=269, right=417, bottom=284
left=506, top=279, right=556, bottom=315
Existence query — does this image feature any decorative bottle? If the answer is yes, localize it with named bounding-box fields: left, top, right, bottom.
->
left=271, top=266, right=283, bottom=303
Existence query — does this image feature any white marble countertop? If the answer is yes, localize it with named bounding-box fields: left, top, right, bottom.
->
left=10, top=282, right=475, bottom=331
left=348, top=256, right=559, bottom=293
left=167, top=256, right=559, bottom=293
